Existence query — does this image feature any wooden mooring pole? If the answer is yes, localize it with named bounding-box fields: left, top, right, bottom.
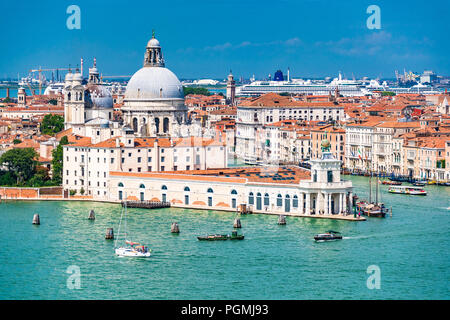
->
left=278, top=215, right=286, bottom=225
left=171, top=222, right=180, bottom=233
left=105, top=228, right=114, bottom=239
left=32, top=214, right=40, bottom=225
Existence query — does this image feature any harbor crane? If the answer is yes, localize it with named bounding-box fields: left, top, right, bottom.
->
left=29, top=67, right=71, bottom=95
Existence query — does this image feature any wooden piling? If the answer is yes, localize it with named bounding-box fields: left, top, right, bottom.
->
left=88, top=209, right=95, bottom=220
left=278, top=215, right=286, bottom=225
left=171, top=222, right=180, bottom=233
left=32, top=214, right=40, bottom=225
left=233, top=218, right=242, bottom=228
left=105, top=228, right=114, bottom=239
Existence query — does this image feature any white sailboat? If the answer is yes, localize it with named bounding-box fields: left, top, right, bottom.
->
left=114, top=197, right=151, bottom=258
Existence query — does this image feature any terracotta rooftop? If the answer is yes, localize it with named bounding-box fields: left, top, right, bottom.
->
left=111, top=166, right=311, bottom=185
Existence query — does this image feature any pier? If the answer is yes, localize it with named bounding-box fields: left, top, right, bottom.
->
left=122, top=200, right=171, bottom=209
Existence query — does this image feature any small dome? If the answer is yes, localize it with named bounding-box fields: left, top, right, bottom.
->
left=72, top=73, right=83, bottom=84
left=65, top=73, right=73, bottom=82
left=124, top=67, right=183, bottom=100
left=147, top=37, right=160, bottom=47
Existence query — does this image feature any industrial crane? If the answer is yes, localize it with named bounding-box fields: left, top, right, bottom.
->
left=29, top=67, right=71, bottom=95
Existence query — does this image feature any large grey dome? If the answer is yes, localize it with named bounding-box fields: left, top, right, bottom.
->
left=86, top=83, right=113, bottom=109
left=124, top=67, right=184, bottom=100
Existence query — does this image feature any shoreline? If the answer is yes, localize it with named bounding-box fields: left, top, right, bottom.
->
left=0, top=197, right=366, bottom=221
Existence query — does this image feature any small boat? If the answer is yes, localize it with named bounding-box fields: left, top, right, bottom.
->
left=427, top=180, right=437, bottom=185
left=115, top=245, right=151, bottom=258
left=388, top=186, right=427, bottom=196
left=114, top=198, right=152, bottom=258
left=314, top=231, right=342, bottom=242
left=382, top=180, right=402, bottom=185
left=197, top=231, right=244, bottom=241
left=356, top=201, right=387, bottom=217
left=413, top=181, right=426, bottom=187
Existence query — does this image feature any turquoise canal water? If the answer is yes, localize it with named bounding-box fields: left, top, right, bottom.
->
left=0, top=176, right=449, bottom=300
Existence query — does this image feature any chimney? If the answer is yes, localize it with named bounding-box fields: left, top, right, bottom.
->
left=6, top=88, right=9, bottom=99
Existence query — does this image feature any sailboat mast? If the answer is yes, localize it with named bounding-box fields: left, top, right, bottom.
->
left=375, top=173, right=379, bottom=204
left=369, top=169, right=372, bottom=204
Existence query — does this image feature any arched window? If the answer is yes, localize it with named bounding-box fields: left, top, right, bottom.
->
left=184, top=186, right=190, bottom=192
left=155, top=118, right=160, bottom=134
left=118, top=182, right=124, bottom=187
left=161, top=185, right=168, bottom=190
left=207, top=188, right=214, bottom=193
left=139, top=184, right=145, bottom=188
left=277, top=194, right=283, bottom=207
left=231, top=189, right=237, bottom=195
left=264, top=193, right=270, bottom=206
left=248, top=192, right=254, bottom=205
left=293, top=195, right=298, bottom=208
left=132, top=118, right=138, bottom=133
left=163, top=117, right=169, bottom=133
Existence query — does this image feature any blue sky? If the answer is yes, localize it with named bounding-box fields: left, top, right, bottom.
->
left=0, top=0, right=448, bottom=80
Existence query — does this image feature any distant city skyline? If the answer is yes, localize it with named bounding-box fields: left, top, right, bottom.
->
left=1, top=0, right=448, bottom=80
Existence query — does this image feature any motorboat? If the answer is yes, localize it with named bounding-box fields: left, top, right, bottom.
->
left=388, top=186, right=427, bottom=196
left=314, top=231, right=342, bottom=242
left=382, top=180, right=402, bottom=185
left=197, top=231, right=244, bottom=241
left=413, top=181, right=426, bottom=187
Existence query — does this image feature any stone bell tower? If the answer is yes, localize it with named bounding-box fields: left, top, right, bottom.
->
left=226, top=70, right=236, bottom=106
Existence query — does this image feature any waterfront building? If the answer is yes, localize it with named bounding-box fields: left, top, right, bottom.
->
left=108, top=139, right=354, bottom=218
left=236, top=93, right=344, bottom=163
left=344, top=119, right=380, bottom=171
left=372, top=121, right=420, bottom=174
left=253, top=120, right=311, bottom=165
left=63, top=129, right=227, bottom=198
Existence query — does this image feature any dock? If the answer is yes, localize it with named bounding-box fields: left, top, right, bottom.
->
left=122, top=200, right=171, bottom=209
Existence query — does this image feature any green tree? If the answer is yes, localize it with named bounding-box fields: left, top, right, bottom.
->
left=51, top=135, right=69, bottom=185
left=381, top=91, right=396, bottom=96
left=0, top=148, right=38, bottom=184
left=183, top=87, right=211, bottom=96
left=13, top=139, right=22, bottom=144
left=40, top=114, right=64, bottom=136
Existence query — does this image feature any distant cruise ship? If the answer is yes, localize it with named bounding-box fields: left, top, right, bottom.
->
left=237, top=73, right=440, bottom=97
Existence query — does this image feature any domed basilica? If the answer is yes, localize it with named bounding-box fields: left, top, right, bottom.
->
left=122, top=33, right=188, bottom=136
left=63, top=34, right=205, bottom=142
